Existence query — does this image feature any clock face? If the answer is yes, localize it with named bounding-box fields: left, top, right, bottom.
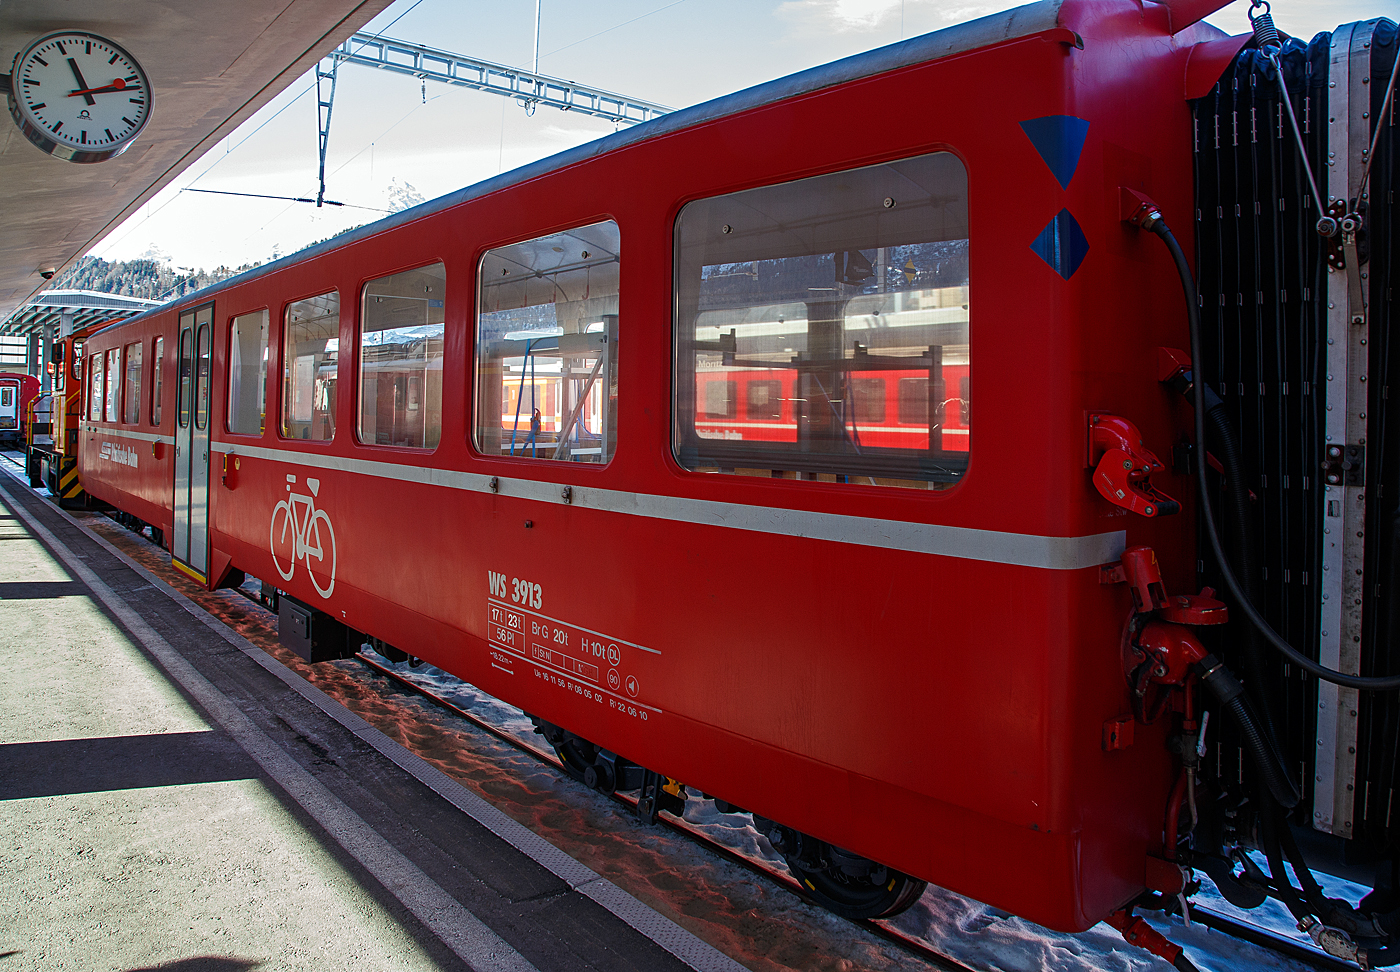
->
left=8, top=31, right=152, bottom=163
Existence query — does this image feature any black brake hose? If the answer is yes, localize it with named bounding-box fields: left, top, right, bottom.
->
left=1259, top=792, right=1313, bottom=922
left=1151, top=219, right=1400, bottom=691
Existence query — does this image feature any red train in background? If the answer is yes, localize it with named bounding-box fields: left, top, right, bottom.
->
left=62, top=0, right=1400, bottom=966
left=0, top=373, right=40, bottom=447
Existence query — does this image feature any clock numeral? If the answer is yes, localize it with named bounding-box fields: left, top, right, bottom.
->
left=121, top=116, right=136, bottom=127
left=32, top=56, right=48, bottom=67
left=130, top=99, right=145, bottom=106
left=22, top=78, right=40, bottom=86
left=124, top=75, right=139, bottom=83
left=55, top=42, right=66, bottom=55
left=109, top=53, right=120, bottom=65
left=30, top=103, right=46, bottom=111
left=85, top=41, right=91, bottom=54
left=81, top=131, right=87, bottom=144
left=105, top=129, right=115, bottom=141
left=52, top=121, right=62, bottom=132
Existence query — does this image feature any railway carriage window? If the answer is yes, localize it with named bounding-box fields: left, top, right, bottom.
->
left=282, top=292, right=339, bottom=441
left=54, top=342, right=65, bottom=392
left=151, top=337, right=164, bottom=426
left=747, top=379, right=783, bottom=420
left=104, top=348, right=120, bottom=422
left=474, top=220, right=619, bottom=463
left=705, top=380, right=737, bottom=419
left=851, top=378, right=886, bottom=424
left=123, top=342, right=142, bottom=424
left=228, top=310, right=268, bottom=435
left=88, top=355, right=102, bottom=421
left=178, top=325, right=193, bottom=428
left=359, top=263, right=445, bottom=449
left=195, top=324, right=211, bottom=431
left=897, top=377, right=928, bottom=425
left=674, top=151, right=969, bottom=488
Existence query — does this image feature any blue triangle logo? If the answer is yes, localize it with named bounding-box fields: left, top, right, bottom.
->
left=1019, top=115, right=1091, bottom=189
left=1030, top=209, right=1090, bottom=279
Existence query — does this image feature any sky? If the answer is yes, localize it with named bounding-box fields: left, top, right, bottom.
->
left=90, top=0, right=1397, bottom=272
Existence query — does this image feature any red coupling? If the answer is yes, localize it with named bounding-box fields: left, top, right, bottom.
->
left=1089, top=414, right=1180, bottom=518
left=1133, top=621, right=1209, bottom=687
left=1105, top=909, right=1185, bottom=966
left=1159, top=589, right=1228, bottom=626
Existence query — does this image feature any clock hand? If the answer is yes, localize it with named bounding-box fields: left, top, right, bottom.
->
left=67, top=58, right=96, bottom=106
left=67, top=79, right=133, bottom=98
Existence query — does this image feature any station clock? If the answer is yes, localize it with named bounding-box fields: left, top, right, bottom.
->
left=6, top=31, right=152, bottom=163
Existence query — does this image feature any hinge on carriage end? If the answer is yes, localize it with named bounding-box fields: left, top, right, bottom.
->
left=1322, top=443, right=1365, bottom=487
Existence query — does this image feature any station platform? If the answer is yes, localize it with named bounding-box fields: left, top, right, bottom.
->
left=0, top=468, right=748, bottom=972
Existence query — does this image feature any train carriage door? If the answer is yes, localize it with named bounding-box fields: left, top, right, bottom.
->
left=173, top=303, right=213, bottom=578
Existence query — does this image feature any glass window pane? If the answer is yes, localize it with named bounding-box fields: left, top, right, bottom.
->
left=124, top=342, right=142, bottom=424
left=195, top=324, right=211, bottom=431
left=88, top=354, right=102, bottom=421
left=282, top=292, right=339, bottom=441
left=674, top=151, right=969, bottom=488
left=178, top=326, right=193, bottom=428
left=151, top=337, right=164, bottom=426
left=228, top=310, right=268, bottom=435
left=359, top=264, right=444, bottom=449
left=54, top=342, right=65, bottom=392
left=475, top=221, right=619, bottom=463
left=746, top=380, right=783, bottom=420
left=104, top=348, right=120, bottom=422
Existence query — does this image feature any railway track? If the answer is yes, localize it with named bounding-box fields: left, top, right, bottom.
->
left=352, top=652, right=1359, bottom=972
left=4, top=458, right=1363, bottom=972
left=351, top=650, right=979, bottom=972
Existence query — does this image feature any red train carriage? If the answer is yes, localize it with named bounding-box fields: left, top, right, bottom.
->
left=71, top=0, right=1400, bottom=962
left=0, top=373, right=40, bottom=447
left=26, top=322, right=118, bottom=504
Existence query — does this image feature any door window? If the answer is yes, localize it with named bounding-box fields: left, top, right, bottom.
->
left=195, top=324, right=211, bottom=431
left=178, top=327, right=193, bottom=428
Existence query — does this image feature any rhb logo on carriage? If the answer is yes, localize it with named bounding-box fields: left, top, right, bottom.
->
left=270, top=474, right=337, bottom=599
left=99, top=441, right=138, bottom=468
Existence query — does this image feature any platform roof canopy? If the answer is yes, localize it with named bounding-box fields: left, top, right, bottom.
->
left=1, top=290, right=162, bottom=338
left=0, top=0, right=395, bottom=326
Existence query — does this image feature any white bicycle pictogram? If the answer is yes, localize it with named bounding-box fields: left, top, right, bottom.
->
left=270, top=474, right=337, bottom=598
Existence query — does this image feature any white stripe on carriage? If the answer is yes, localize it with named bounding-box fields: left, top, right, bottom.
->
left=209, top=440, right=1124, bottom=571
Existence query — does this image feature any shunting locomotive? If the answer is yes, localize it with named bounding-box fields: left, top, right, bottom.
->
left=61, top=0, right=1400, bottom=966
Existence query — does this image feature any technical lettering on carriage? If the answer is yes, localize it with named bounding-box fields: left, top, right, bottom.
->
left=487, top=572, right=657, bottom=723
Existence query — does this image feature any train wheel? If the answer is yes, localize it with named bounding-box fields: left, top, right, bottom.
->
left=529, top=717, right=597, bottom=782
left=786, top=855, right=927, bottom=919
left=758, top=821, right=927, bottom=919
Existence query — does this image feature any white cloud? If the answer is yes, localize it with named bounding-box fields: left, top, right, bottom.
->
left=777, top=0, right=903, bottom=31
left=776, top=0, right=1014, bottom=35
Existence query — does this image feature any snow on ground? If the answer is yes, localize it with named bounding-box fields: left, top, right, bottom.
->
left=74, top=506, right=1369, bottom=972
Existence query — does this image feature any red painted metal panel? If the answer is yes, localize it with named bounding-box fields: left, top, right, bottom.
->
left=75, top=0, right=1232, bottom=931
